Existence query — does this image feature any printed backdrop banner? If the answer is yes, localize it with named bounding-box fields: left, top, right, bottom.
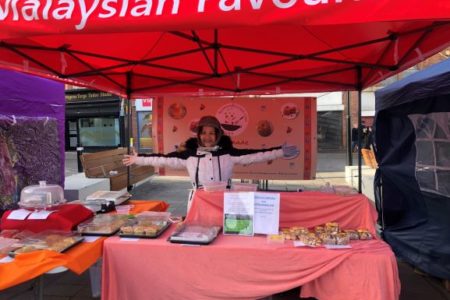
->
left=154, top=97, right=316, bottom=180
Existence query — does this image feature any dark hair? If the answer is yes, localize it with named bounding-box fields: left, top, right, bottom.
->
left=196, top=115, right=223, bottom=146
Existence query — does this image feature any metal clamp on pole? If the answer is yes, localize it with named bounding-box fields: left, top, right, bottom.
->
left=76, top=146, right=84, bottom=173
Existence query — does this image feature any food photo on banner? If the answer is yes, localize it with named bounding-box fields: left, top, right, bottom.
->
left=153, top=97, right=317, bottom=180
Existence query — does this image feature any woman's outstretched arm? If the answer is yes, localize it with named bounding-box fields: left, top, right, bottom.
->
left=123, top=149, right=188, bottom=169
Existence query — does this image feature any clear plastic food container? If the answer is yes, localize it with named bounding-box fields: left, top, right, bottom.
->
left=18, top=181, right=65, bottom=210
left=0, top=237, right=20, bottom=257
left=203, top=182, right=228, bottom=192
left=8, top=231, right=83, bottom=256
left=115, top=205, right=134, bottom=214
left=119, top=217, right=171, bottom=238
left=77, top=215, right=128, bottom=236
left=333, top=185, right=358, bottom=195
left=136, top=211, right=171, bottom=222
left=231, top=183, right=258, bottom=191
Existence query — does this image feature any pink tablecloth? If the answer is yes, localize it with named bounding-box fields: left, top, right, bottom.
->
left=102, top=191, right=400, bottom=300
left=187, top=190, right=379, bottom=233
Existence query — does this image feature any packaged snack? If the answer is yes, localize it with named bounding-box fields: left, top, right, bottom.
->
left=300, top=233, right=322, bottom=247
left=119, top=217, right=171, bottom=238
left=357, top=229, right=373, bottom=240
left=280, top=228, right=293, bottom=240
left=320, top=233, right=336, bottom=245
left=314, top=226, right=325, bottom=235
left=325, top=222, right=339, bottom=234
left=9, top=231, right=83, bottom=256
left=78, top=215, right=128, bottom=236
left=335, top=232, right=350, bottom=245
left=290, top=226, right=309, bottom=235
left=344, top=229, right=359, bottom=240
left=267, top=234, right=285, bottom=244
left=285, top=227, right=307, bottom=240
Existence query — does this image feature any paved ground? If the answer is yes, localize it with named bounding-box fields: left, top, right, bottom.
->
left=0, top=152, right=449, bottom=299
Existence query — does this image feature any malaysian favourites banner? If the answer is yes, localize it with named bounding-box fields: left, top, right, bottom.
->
left=154, top=96, right=316, bottom=180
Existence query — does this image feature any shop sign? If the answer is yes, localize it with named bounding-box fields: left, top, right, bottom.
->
left=65, top=90, right=118, bottom=102
left=136, top=99, right=153, bottom=111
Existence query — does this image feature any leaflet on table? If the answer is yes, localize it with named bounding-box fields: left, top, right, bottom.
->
left=28, top=210, right=54, bottom=220
left=6, top=209, right=54, bottom=220
left=254, top=192, right=280, bottom=235
left=223, top=192, right=254, bottom=236
left=223, top=192, right=280, bottom=236
left=7, top=209, right=32, bottom=220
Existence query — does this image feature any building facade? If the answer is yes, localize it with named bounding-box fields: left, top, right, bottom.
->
left=65, top=88, right=125, bottom=152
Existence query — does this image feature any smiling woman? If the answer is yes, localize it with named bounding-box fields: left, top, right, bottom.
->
left=122, top=115, right=298, bottom=190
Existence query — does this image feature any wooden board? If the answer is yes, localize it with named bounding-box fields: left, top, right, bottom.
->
left=81, top=148, right=154, bottom=190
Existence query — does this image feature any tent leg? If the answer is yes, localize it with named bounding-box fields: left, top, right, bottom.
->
left=126, top=72, right=133, bottom=192
left=357, top=67, right=362, bottom=193
left=346, top=91, right=353, bottom=166
left=33, top=275, right=44, bottom=300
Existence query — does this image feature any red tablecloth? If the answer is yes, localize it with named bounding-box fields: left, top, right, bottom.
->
left=102, top=192, right=400, bottom=300
left=0, top=200, right=169, bottom=290
left=0, top=204, right=93, bottom=232
left=186, top=190, right=378, bottom=233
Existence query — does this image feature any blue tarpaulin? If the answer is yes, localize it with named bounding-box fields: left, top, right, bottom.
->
left=375, top=59, right=450, bottom=279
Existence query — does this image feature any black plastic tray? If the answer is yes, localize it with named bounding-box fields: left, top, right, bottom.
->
left=80, top=228, right=120, bottom=237
left=119, top=221, right=172, bottom=239
left=168, top=225, right=221, bottom=245
left=168, top=236, right=217, bottom=245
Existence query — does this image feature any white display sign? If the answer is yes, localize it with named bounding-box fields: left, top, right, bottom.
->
left=223, top=192, right=254, bottom=236
left=254, top=193, right=280, bottom=235
left=223, top=192, right=280, bottom=236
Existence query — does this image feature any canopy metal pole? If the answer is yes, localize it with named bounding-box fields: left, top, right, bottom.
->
left=76, top=121, right=84, bottom=172
left=357, top=66, right=363, bottom=193
left=126, top=72, right=133, bottom=191
left=346, top=91, right=353, bottom=166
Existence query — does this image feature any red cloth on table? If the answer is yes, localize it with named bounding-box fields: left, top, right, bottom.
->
left=102, top=191, right=400, bottom=300
left=103, top=230, right=400, bottom=300
left=0, top=200, right=168, bottom=291
left=186, top=190, right=378, bottom=234
left=0, top=204, right=93, bottom=232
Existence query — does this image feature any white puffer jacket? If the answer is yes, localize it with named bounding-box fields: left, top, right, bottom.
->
left=135, top=136, right=283, bottom=188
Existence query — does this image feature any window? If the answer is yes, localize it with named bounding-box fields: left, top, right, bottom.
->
left=79, top=117, right=120, bottom=147
left=137, top=112, right=153, bottom=152
left=317, top=111, right=343, bottom=152
left=409, top=112, right=450, bottom=197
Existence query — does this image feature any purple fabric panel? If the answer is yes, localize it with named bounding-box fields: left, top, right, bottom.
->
left=0, top=69, right=65, bottom=184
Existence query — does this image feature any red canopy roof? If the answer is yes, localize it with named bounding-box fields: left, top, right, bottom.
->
left=1, top=0, right=449, bottom=98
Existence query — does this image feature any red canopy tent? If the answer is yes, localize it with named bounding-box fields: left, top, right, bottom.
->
left=0, top=1, right=449, bottom=98
left=1, top=1, right=450, bottom=191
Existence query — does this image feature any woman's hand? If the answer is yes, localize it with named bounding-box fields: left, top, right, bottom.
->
left=282, top=143, right=300, bottom=158
left=122, top=149, right=138, bottom=166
